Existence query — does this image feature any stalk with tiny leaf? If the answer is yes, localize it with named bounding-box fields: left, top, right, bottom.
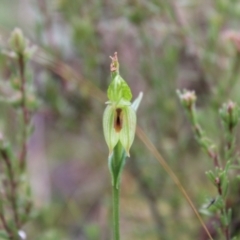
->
left=0, top=28, right=37, bottom=240
left=177, top=89, right=240, bottom=240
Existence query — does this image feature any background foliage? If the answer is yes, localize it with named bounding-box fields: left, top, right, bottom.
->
left=1, top=0, right=240, bottom=239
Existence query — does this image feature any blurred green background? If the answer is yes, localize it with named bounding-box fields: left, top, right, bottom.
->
left=1, top=0, right=240, bottom=239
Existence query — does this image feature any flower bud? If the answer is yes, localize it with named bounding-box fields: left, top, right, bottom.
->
left=219, top=100, right=240, bottom=131
left=177, top=90, right=196, bottom=109
left=9, top=28, right=27, bottom=54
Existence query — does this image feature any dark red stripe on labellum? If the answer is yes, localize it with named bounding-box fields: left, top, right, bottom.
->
left=114, top=108, right=123, bottom=132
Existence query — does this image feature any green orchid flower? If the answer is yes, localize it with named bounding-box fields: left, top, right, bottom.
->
left=103, top=52, right=142, bottom=157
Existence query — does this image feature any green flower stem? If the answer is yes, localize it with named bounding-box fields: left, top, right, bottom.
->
left=18, top=53, right=29, bottom=171
left=187, top=103, right=221, bottom=168
left=109, top=142, right=127, bottom=240
left=112, top=184, right=120, bottom=240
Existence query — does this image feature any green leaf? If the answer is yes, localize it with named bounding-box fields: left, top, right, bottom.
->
left=199, top=208, right=213, bottom=216
left=227, top=208, right=232, bottom=223
left=220, top=208, right=231, bottom=227
left=206, top=170, right=216, bottom=184
left=222, top=178, right=229, bottom=198
left=225, top=160, right=231, bottom=172
left=219, top=170, right=229, bottom=198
